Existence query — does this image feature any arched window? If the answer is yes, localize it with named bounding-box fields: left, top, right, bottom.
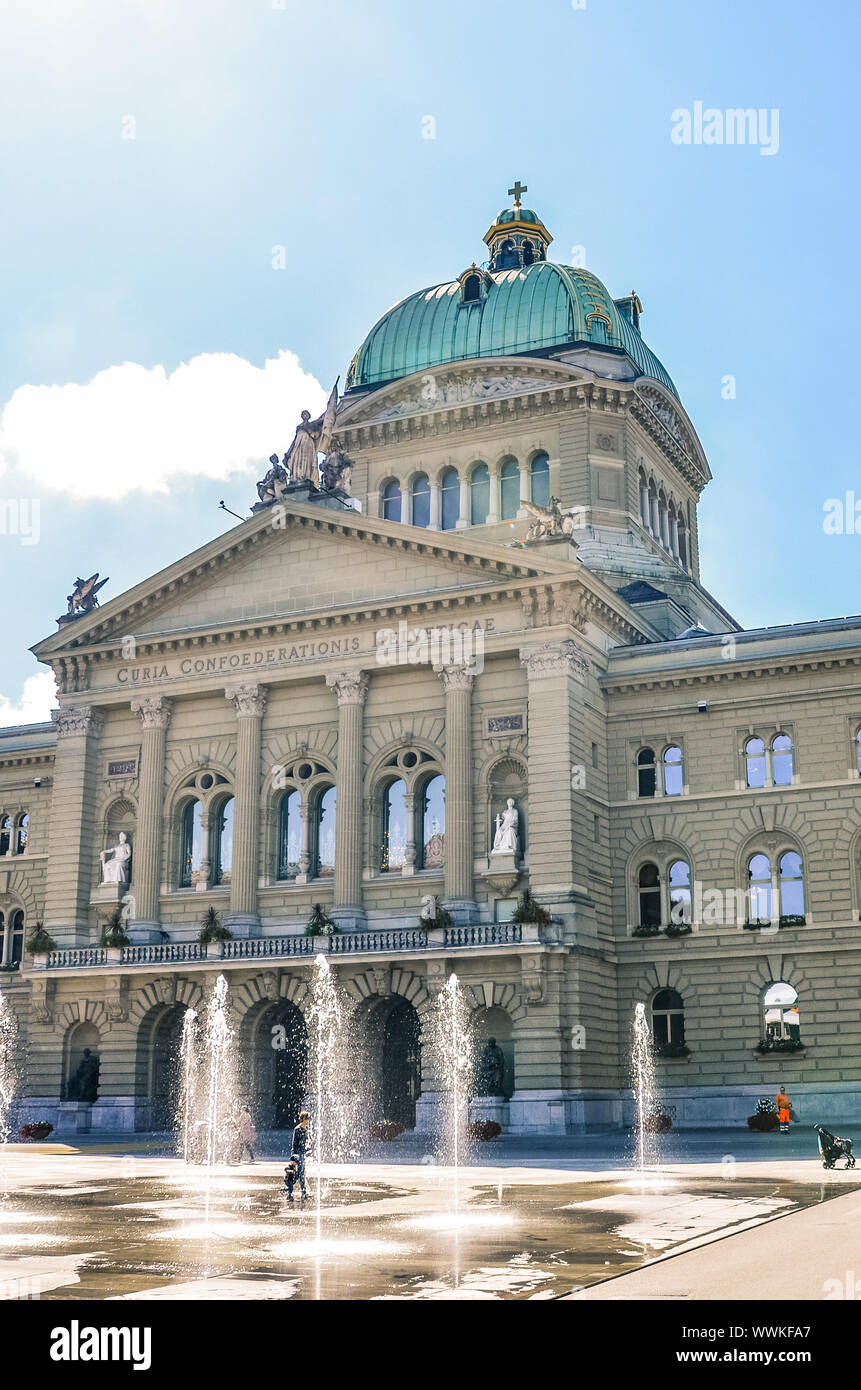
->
left=411, top=473, right=430, bottom=528
left=637, top=748, right=657, bottom=798
left=763, top=981, right=801, bottom=1044
left=748, top=853, right=773, bottom=923
left=381, top=779, right=408, bottom=872
left=779, top=851, right=805, bottom=918
left=856, top=727, right=861, bottom=776
left=382, top=479, right=402, bottom=523
left=314, top=787, right=336, bottom=878
left=440, top=467, right=459, bottom=531
left=639, top=470, right=649, bottom=527
left=214, top=797, right=234, bottom=886
left=745, top=737, right=767, bottom=788
left=662, top=745, right=684, bottom=796
left=648, top=479, right=659, bottom=535
left=498, top=238, right=518, bottom=269
left=420, top=774, right=445, bottom=869
left=500, top=457, right=519, bottom=520
left=522, top=240, right=535, bottom=266
left=277, top=790, right=301, bottom=881
left=180, top=799, right=205, bottom=889
left=638, top=863, right=661, bottom=926
left=530, top=452, right=550, bottom=508
left=15, top=813, right=29, bottom=856
left=470, top=463, right=489, bottom=525
left=0, top=817, right=11, bottom=857
left=677, top=513, right=688, bottom=568
left=463, top=273, right=481, bottom=302
left=652, top=988, right=685, bottom=1047
left=668, top=860, right=692, bottom=924
left=658, top=490, right=670, bottom=548
left=9, top=910, right=23, bottom=968
left=771, top=733, right=794, bottom=786
left=668, top=503, right=679, bottom=557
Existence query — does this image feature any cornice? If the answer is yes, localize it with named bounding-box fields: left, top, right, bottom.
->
left=602, top=649, right=861, bottom=695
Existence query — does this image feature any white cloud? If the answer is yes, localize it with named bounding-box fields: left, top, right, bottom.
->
left=0, top=350, right=328, bottom=500
left=0, top=671, right=58, bottom=728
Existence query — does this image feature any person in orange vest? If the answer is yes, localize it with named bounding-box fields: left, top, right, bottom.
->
left=776, top=1085, right=791, bottom=1134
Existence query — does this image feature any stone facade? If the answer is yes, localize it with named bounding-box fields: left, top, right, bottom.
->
left=2, top=261, right=860, bottom=1138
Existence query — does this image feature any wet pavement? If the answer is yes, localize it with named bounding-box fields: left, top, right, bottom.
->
left=0, top=1148, right=857, bottom=1300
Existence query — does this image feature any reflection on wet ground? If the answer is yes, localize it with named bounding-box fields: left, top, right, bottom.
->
left=0, top=1156, right=856, bottom=1301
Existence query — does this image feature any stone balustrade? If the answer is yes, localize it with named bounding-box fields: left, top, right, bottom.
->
left=35, top=921, right=540, bottom=972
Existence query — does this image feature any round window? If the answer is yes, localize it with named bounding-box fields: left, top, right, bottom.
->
left=199, top=773, right=214, bottom=791
left=297, top=763, right=313, bottom=781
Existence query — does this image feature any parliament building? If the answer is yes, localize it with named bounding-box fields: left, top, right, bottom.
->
left=2, top=190, right=860, bottom=1136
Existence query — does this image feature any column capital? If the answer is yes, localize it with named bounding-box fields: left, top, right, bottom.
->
left=434, top=663, right=475, bottom=694
left=51, top=705, right=103, bottom=738
left=225, top=682, right=267, bottom=717
left=130, top=694, right=172, bottom=730
left=326, top=669, right=369, bottom=706
left=519, top=639, right=589, bottom=683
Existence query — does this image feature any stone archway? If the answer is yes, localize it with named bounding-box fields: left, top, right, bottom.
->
left=149, top=1003, right=187, bottom=1132
left=241, top=999, right=308, bottom=1130
left=356, top=995, right=422, bottom=1129
left=130, top=977, right=204, bottom=1132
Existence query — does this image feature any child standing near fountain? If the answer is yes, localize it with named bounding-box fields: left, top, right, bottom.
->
left=283, top=1110, right=311, bottom=1200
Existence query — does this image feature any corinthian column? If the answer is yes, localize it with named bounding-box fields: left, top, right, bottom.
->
left=129, top=695, right=172, bottom=941
left=225, top=682, right=267, bottom=934
left=325, top=669, right=369, bottom=928
left=435, top=664, right=476, bottom=921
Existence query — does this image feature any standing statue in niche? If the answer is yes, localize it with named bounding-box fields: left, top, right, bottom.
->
left=476, top=1037, right=506, bottom=1096
left=68, top=1048, right=100, bottom=1104
left=100, top=831, right=131, bottom=885
left=491, top=798, right=520, bottom=857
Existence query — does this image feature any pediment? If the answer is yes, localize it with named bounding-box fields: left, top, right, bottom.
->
left=33, top=496, right=568, bottom=662
left=337, top=358, right=586, bottom=428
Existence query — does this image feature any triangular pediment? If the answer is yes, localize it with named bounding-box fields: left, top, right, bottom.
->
left=33, top=496, right=572, bottom=661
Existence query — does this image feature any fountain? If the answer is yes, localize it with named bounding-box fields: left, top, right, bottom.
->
left=0, top=989, right=18, bottom=1147
left=429, top=973, right=474, bottom=1226
left=175, top=1007, right=199, bottom=1162
left=631, top=1001, right=658, bottom=1183
left=305, top=956, right=357, bottom=1226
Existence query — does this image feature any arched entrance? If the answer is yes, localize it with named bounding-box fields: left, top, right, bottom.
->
left=149, top=1004, right=186, bottom=1131
left=248, top=1001, right=308, bottom=1130
left=360, top=996, right=422, bottom=1129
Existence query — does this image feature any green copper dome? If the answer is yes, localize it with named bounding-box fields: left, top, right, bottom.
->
left=346, top=259, right=677, bottom=397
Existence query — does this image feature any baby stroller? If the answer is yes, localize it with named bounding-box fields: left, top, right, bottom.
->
left=814, top=1123, right=855, bottom=1170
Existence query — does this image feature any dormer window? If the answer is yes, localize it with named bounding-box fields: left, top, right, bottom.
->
left=463, top=273, right=481, bottom=303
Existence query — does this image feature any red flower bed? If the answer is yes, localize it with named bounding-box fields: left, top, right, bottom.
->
left=369, top=1121, right=405, bottom=1141
left=747, top=1112, right=780, bottom=1132
left=19, top=1122, right=54, bottom=1142
left=467, top=1120, right=502, bottom=1142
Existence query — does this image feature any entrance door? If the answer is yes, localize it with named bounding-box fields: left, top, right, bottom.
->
left=381, top=999, right=421, bottom=1128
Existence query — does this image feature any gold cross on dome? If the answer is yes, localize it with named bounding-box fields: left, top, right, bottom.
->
left=508, top=180, right=527, bottom=211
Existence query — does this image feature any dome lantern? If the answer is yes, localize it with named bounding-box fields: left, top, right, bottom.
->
left=483, top=181, right=553, bottom=272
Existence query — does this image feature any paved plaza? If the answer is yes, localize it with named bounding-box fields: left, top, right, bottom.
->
left=0, top=1129, right=856, bottom=1301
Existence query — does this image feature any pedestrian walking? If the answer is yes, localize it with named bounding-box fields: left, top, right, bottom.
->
left=238, top=1105, right=257, bottom=1163
left=283, top=1109, right=311, bottom=1200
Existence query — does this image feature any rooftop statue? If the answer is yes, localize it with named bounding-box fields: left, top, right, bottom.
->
left=255, top=381, right=349, bottom=507
left=523, top=496, right=576, bottom=542
left=58, top=572, right=109, bottom=625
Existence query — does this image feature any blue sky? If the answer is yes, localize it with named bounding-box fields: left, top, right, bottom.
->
left=0, top=0, right=858, bottom=720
